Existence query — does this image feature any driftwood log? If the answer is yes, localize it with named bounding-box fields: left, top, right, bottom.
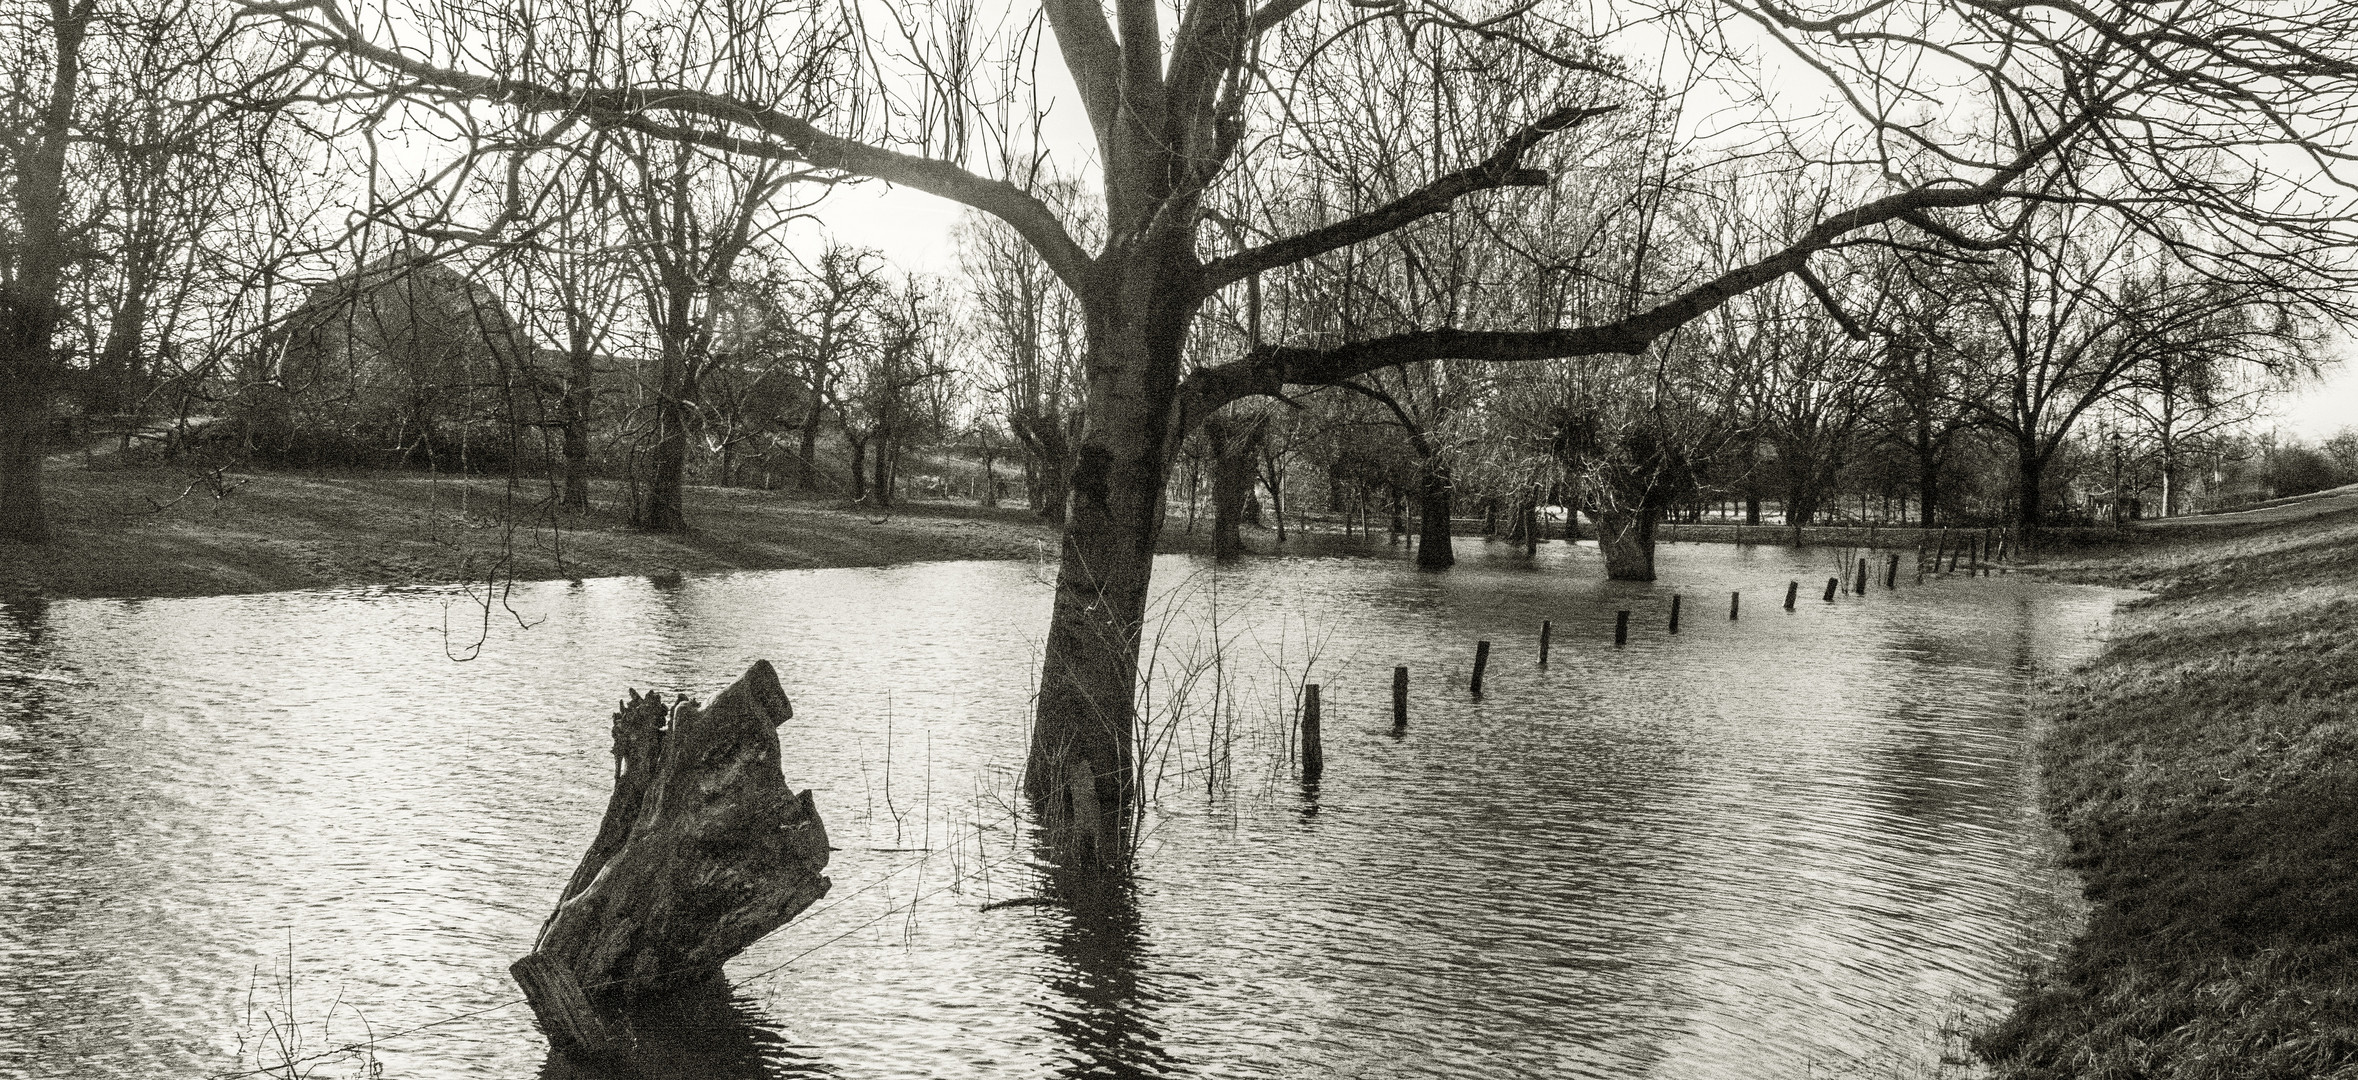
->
left=512, top=660, right=831, bottom=1051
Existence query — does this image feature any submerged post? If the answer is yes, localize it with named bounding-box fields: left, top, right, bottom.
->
left=1300, top=684, right=1323, bottom=782
left=1784, top=580, right=1799, bottom=610
left=1392, top=666, right=1409, bottom=734
left=1669, top=594, right=1682, bottom=634
left=1885, top=553, right=1899, bottom=589
left=1729, top=591, right=1741, bottom=620
left=1856, top=557, right=1870, bottom=595
left=1539, top=620, right=1553, bottom=667
left=1471, top=641, right=1491, bottom=698
left=1615, top=610, right=1630, bottom=646
left=513, top=661, right=830, bottom=1052
left=1823, top=577, right=1838, bottom=602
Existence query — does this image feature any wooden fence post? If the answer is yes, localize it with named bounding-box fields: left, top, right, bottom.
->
left=1300, top=684, right=1323, bottom=782
left=1392, top=666, right=1409, bottom=734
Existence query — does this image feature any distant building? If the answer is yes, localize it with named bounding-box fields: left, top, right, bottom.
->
left=253, top=248, right=552, bottom=467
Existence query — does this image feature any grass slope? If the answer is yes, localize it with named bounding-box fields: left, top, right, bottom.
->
left=1980, top=504, right=2358, bottom=1078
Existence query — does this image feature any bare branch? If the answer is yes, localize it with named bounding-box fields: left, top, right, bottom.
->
left=242, top=0, right=1096, bottom=291
left=1200, top=103, right=1619, bottom=291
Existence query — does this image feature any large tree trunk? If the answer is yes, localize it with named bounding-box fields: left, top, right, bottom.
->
left=0, top=4, right=84, bottom=547
left=1207, top=415, right=1265, bottom=561
left=1025, top=265, right=1190, bottom=868
left=90, top=268, right=152, bottom=420
left=846, top=434, right=868, bottom=502
left=1917, top=452, right=1940, bottom=528
left=513, top=660, right=829, bottom=1047
left=0, top=364, right=53, bottom=545
left=2017, top=447, right=2048, bottom=529
left=796, top=391, right=826, bottom=492
left=1015, top=411, right=1073, bottom=524
left=2157, top=435, right=2177, bottom=517
left=979, top=439, right=999, bottom=506
left=1597, top=504, right=1658, bottom=581
left=642, top=393, right=689, bottom=531
left=1416, top=461, right=1454, bottom=569
left=561, top=345, right=593, bottom=511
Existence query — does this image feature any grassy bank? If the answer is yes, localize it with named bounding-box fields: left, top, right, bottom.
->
left=1, top=462, right=1063, bottom=602
left=1977, top=498, right=2358, bottom=1077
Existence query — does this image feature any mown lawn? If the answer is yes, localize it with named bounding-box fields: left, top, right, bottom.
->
left=1979, top=505, right=2358, bottom=1078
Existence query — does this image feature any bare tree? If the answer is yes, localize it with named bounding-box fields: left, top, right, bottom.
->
left=257, top=0, right=2358, bottom=856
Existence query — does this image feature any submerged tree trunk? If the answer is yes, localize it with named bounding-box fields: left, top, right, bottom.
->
left=1596, top=505, right=1658, bottom=581
left=1416, top=462, right=1454, bottom=570
left=513, top=660, right=830, bottom=1049
left=1024, top=260, right=1193, bottom=868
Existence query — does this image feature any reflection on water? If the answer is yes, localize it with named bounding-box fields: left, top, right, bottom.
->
left=0, top=540, right=2125, bottom=1079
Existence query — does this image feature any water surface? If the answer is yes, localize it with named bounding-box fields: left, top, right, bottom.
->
left=0, top=539, right=2122, bottom=1079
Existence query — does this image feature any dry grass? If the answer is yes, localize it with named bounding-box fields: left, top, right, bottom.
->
left=1976, top=505, right=2358, bottom=1078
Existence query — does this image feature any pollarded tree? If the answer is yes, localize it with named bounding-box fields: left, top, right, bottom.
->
left=261, top=0, right=2358, bottom=859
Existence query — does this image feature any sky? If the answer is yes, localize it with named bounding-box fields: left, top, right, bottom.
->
left=2274, top=362, right=2358, bottom=441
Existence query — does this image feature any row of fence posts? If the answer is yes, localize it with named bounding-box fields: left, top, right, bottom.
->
left=1297, top=535, right=2016, bottom=782
left=1920, top=526, right=2017, bottom=579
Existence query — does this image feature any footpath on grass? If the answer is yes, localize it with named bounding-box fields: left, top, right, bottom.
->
left=1, top=463, right=1063, bottom=602
left=1977, top=498, right=2358, bottom=1078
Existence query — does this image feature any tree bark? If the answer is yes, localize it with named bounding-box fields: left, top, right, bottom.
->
left=1024, top=259, right=1192, bottom=868
left=1207, top=414, right=1265, bottom=560
left=846, top=434, right=868, bottom=502
left=642, top=389, right=690, bottom=531
left=514, top=660, right=829, bottom=1043
left=561, top=346, right=594, bottom=511
left=0, top=1, right=88, bottom=546
left=1014, top=411, right=1073, bottom=524
left=796, top=391, right=826, bottom=492
left=871, top=429, right=894, bottom=508
left=1597, top=505, right=1658, bottom=581
left=1416, top=461, right=1454, bottom=569
left=2017, top=448, right=2048, bottom=529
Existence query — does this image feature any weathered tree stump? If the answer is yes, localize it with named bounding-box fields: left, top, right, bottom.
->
left=513, top=660, right=831, bottom=1052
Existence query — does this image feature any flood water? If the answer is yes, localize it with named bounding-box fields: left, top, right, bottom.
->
left=0, top=538, right=2125, bottom=1079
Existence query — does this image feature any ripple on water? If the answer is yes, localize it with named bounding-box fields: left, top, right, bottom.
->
left=0, top=544, right=2124, bottom=1079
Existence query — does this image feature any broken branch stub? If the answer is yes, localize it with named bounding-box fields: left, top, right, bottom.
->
left=513, top=659, right=830, bottom=1043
